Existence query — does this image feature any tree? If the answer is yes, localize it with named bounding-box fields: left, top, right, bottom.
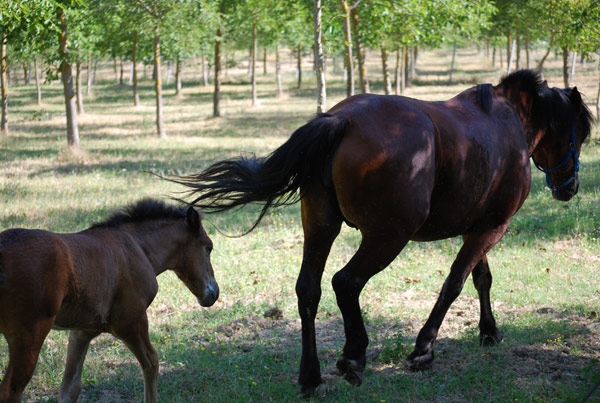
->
left=338, top=0, right=356, bottom=97
left=313, top=0, right=326, bottom=112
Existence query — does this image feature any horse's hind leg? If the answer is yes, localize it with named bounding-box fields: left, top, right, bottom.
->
left=332, top=233, right=409, bottom=386
left=472, top=255, right=503, bottom=346
left=296, top=189, right=342, bottom=398
left=59, top=330, right=100, bottom=403
left=0, top=318, right=54, bottom=403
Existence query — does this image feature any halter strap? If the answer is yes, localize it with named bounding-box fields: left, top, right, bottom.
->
left=531, top=123, right=580, bottom=191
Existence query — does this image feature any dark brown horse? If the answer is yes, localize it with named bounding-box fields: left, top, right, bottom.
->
left=0, top=199, right=218, bottom=403
left=175, top=70, right=593, bottom=397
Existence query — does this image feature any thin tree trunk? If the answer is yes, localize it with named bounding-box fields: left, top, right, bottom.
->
left=394, top=45, right=401, bottom=95
left=263, top=47, right=267, bottom=75
left=23, top=62, right=30, bottom=85
left=213, top=24, right=222, bottom=117
left=449, top=40, right=457, bottom=84
left=296, top=44, right=302, bottom=89
left=57, top=8, right=80, bottom=150
left=0, top=33, right=8, bottom=136
left=93, top=56, right=98, bottom=84
left=113, top=57, right=118, bottom=83
left=86, top=52, right=92, bottom=95
left=339, top=0, right=354, bottom=97
left=402, top=45, right=408, bottom=92
left=351, top=7, right=369, bottom=93
left=507, top=38, right=516, bottom=74
left=536, top=35, right=554, bottom=78
left=34, top=55, right=42, bottom=105
left=132, top=31, right=139, bottom=106
left=275, top=43, right=283, bottom=97
left=412, top=46, right=418, bottom=78
left=381, top=46, right=391, bottom=95
left=596, top=56, right=600, bottom=119
left=76, top=59, right=84, bottom=115
left=506, top=33, right=511, bottom=72
left=175, top=56, right=182, bottom=97
left=562, top=46, right=569, bottom=88
left=153, top=25, right=166, bottom=138
left=128, top=61, right=133, bottom=84
left=516, top=35, right=521, bottom=70
left=119, top=57, right=124, bottom=86
left=492, top=47, right=496, bottom=68
left=570, top=50, right=577, bottom=85
left=314, top=0, right=326, bottom=113
left=525, top=36, right=530, bottom=69
left=201, top=46, right=209, bottom=86
left=251, top=22, right=257, bottom=106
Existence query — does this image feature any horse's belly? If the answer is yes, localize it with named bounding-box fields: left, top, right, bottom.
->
left=53, top=302, right=111, bottom=332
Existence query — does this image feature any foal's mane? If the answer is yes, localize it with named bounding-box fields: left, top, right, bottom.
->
left=91, top=199, right=188, bottom=229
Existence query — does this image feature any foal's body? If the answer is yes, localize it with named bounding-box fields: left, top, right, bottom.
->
left=0, top=200, right=218, bottom=403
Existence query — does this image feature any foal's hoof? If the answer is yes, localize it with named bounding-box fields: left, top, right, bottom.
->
left=300, top=382, right=328, bottom=399
left=479, top=329, right=503, bottom=347
left=407, top=349, right=434, bottom=371
left=336, top=358, right=365, bottom=386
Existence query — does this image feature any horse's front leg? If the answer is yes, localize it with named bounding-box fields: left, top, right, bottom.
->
left=59, top=330, right=100, bottom=403
left=408, top=226, right=508, bottom=370
left=332, top=234, right=409, bottom=385
left=296, top=192, right=342, bottom=398
left=472, top=255, right=503, bottom=346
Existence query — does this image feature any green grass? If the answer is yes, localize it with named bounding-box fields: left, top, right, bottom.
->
left=1, top=48, right=599, bottom=402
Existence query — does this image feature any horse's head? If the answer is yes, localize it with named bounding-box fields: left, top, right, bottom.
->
left=173, top=207, right=219, bottom=307
left=531, top=86, right=593, bottom=201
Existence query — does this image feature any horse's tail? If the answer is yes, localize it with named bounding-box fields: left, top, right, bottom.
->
left=173, top=113, right=347, bottom=231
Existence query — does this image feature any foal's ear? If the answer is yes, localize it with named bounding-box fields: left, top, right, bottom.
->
left=186, top=206, right=201, bottom=233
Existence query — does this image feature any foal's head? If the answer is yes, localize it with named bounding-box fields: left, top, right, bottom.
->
left=174, top=206, right=219, bottom=307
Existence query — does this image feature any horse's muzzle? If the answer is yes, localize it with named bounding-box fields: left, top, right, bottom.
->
left=552, top=177, right=579, bottom=201
left=199, top=278, right=219, bottom=307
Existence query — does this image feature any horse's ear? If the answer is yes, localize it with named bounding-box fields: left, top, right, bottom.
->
left=542, top=80, right=548, bottom=87
left=186, top=206, right=201, bottom=233
left=570, top=86, right=582, bottom=106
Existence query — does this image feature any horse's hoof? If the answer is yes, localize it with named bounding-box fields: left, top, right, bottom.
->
left=479, top=329, right=503, bottom=347
left=407, top=349, right=434, bottom=371
left=300, top=382, right=328, bottom=399
left=336, top=358, right=365, bottom=386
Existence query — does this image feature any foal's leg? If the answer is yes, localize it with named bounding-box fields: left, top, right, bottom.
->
left=296, top=189, right=342, bottom=398
left=408, top=227, right=507, bottom=370
left=112, top=312, right=159, bottom=403
left=0, top=318, right=54, bottom=403
left=59, top=330, right=100, bottom=403
left=472, top=255, right=503, bottom=346
left=332, top=233, right=409, bottom=385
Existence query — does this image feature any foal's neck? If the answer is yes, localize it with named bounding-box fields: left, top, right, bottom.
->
left=124, top=221, right=183, bottom=277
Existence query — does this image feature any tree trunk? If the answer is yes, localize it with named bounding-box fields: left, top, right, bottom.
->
left=516, top=35, right=520, bottom=70
left=113, top=57, right=118, bottom=83
left=570, top=51, right=577, bottom=85
left=23, top=62, right=30, bottom=85
left=296, top=44, right=302, bottom=89
left=394, top=45, right=401, bottom=95
left=76, top=59, right=84, bottom=115
left=492, top=47, right=496, bottom=68
left=525, top=36, right=530, bottom=69
left=213, top=24, right=222, bottom=118
left=506, top=32, right=511, bottom=72
left=34, top=55, right=42, bottom=105
left=313, top=0, right=326, bottom=113
left=153, top=25, right=166, bottom=138
left=57, top=8, right=80, bottom=150
left=251, top=22, right=257, bottom=106
left=119, top=57, right=124, bottom=86
left=412, top=46, right=418, bottom=78
left=339, top=0, right=354, bottom=97
left=351, top=7, right=369, bottom=93
left=1, top=33, right=8, bottom=136
left=86, top=52, right=92, bottom=95
left=596, top=56, right=600, bottom=119
left=275, top=43, right=283, bottom=97
left=536, top=35, right=554, bottom=78
left=175, top=56, right=182, bottom=97
left=263, top=47, right=267, bottom=75
left=402, top=46, right=408, bottom=91
left=562, top=46, right=569, bottom=88
left=449, top=40, right=457, bottom=84
left=201, top=47, right=209, bottom=86
left=132, top=31, right=139, bottom=106
left=507, top=38, right=516, bottom=74
left=381, top=46, right=391, bottom=95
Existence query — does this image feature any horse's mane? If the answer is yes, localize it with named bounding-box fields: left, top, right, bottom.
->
left=91, top=198, right=188, bottom=229
left=476, top=83, right=493, bottom=114
left=499, top=70, right=594, bottom=143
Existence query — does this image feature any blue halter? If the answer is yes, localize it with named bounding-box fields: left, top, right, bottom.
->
left=531, top=123, right=580, bottom=191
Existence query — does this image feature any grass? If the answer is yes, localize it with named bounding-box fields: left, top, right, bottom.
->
left=1, top=47, right=599, bottom=402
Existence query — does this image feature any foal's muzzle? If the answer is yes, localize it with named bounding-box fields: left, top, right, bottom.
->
left=199, top=278, right=219, bottom=307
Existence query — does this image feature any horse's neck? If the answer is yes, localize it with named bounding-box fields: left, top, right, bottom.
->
left=499, top=86, right=544, bottom=155
left=124, top=223, right=181, bottom=277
